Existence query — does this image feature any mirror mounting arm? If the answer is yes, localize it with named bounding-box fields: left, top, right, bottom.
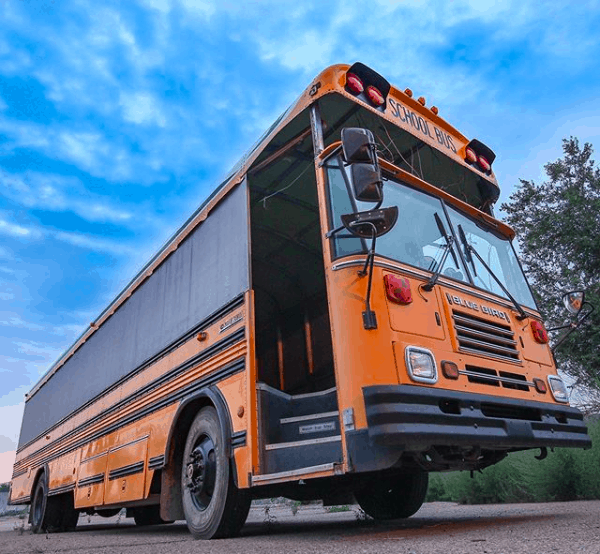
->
left=551, top=302, right=595, bottom=353
left=354, top=221, right=378, bottom=330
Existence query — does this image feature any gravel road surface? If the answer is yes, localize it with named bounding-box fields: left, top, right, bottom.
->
left=1, top=500, right=599, bottom=554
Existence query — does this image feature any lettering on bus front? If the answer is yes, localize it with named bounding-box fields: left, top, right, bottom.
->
left=388, top=98, right=457, bottom=154
left=446, top=292, right=509, bottom=322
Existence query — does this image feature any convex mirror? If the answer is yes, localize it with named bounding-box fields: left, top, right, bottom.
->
left=341, top=206, right=399, bottom=238
left=563, top=291, right=585, bottom=315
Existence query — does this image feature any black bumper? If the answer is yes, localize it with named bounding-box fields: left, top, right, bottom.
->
left=362, top=385, right=592, bottom=451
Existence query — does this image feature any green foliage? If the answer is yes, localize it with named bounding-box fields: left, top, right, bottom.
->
left=427, top=419, right=600, bottom=504
left=501, top=138, right=600, bottom=396
left=0, top=483, right=8, bottom=492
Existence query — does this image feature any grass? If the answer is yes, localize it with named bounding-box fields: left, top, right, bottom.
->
left=427, top=418, right=600, bottom=505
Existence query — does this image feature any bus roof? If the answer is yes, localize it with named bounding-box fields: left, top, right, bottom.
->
left=26, top=62, right=502, bottom=400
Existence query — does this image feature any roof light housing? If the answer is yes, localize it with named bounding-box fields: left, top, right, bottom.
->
left=344, top=62, right=391, bottom=111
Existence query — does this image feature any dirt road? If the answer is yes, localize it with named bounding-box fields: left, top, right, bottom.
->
left=1, top=500, right=599, bottom=554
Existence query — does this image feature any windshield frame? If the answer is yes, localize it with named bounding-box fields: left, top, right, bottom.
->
left=322, top=145, right=538, bottom=310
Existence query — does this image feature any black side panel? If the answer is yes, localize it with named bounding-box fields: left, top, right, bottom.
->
left=19, top=182, right=250, bottom=448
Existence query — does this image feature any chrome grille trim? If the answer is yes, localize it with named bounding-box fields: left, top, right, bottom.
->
left=459, top=370, right=534, bottom=387
left=453, top=314, right=514, bottom=338
left=459, top=347, right=522, bottom=365
left=452, top=310, right=521, bottom=363
left=454, top=325, right=518, bottom=346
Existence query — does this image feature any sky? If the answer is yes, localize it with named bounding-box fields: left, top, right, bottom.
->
left=1, top=0, right=600, bottom=483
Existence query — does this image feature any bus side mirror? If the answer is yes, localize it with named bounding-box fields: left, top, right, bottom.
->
left=563, top=290, right=585, bottom=315
left=549, top=290, right=594, bottom=352
left=341, top=127, right=383, bottom=203
left=341, top=206, right=398, bottom=238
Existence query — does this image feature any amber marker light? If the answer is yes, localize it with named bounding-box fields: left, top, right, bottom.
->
left=441, top=361, right=459, bottom=380
left=533, top=378, right=547, bottom=394
left=430, top=106, right=439, bottom=115
left=417, top=96, right=426, bottom=106
left=404, top=88, right=413, bottom=97
left=531, top=321, right=549, bottom=344
left=384, top=274, right=412, bottom=304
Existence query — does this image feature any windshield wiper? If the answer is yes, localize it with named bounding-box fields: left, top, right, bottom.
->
left=422, top=213, right=457, bottom=291
left=457, top=224, right=528, bottom=321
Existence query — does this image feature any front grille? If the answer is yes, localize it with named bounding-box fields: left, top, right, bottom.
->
left=452, top=310, right=520, bottom=363
left=464, top=365, right=530, bottom=391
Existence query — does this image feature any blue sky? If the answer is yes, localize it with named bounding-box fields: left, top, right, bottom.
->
left=1, top=0, right=600, bottom=481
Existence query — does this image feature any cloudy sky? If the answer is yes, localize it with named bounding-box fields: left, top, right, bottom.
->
left=1, top=0, right=600, bottom=482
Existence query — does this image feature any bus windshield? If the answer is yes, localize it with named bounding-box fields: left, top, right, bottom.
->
left=325, top=152, right=536, bottom=309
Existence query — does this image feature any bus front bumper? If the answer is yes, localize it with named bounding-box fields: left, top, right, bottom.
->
left=345, top=384, right=591, bottom=473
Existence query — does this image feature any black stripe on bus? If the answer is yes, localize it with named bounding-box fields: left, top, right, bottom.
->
left=18, top=294, right=246, bottom=453
left=148, top=455, right=165, bottom=471
left=108, top=461, right=145, bottom=481
left=77, top=474, right=105, bottom=487
left=48, top=483, right=75, bottom=496
left=11, top=469, right=27, bottom=479
left=17, top=358, right=246, bottom=477
left=231, top=431, right=247, bottom=449
left=15, top=328, right=245, bottom=471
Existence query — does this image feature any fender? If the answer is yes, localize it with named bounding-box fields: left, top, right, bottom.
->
left=160, top=385, right=237, bottom=521
left=164, top=385, right=234, bottom=461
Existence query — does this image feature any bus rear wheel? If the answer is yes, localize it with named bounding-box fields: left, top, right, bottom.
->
left=31, top=476, right=78, bottom=533
left=354, top=469, right=429, bottom=520
left=181, top=406, right=250, bottom=539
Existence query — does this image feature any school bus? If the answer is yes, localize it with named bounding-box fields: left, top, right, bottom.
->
left=10, top=62, right=591, bottom=538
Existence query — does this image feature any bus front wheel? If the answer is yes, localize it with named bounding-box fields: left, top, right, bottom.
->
left=181, top=406, right=250, bottom=539
left=354, top=469, right=429, bottom=520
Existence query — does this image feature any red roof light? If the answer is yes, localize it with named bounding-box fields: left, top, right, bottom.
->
left=346, top=73, right=364, bottom=94
left=477, top=155, right=491, bottom=173
left=366, top=85, right=385, bottom=106
left=465, top=147, right=477, bottom=164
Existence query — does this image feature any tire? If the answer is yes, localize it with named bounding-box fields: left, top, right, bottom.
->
left=30, top=476, right=61, bottom=533
left=354, top=470, right=429, bottom=520
left=134, top=505, right=173, bottom=526
left=181, top=407, right=251, bottom=539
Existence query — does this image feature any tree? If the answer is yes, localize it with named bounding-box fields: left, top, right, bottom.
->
left=501, top=138, right=600, bottom=409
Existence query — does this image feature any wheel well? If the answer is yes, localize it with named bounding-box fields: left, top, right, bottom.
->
left=161, top=390, right=234, bottom=522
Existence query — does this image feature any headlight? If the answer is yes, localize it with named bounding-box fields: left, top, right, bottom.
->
left=405, top=346, right=438, bottom=383
left=548, top=375, right=569, bottom=403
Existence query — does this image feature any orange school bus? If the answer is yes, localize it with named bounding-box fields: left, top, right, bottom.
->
left=10, top=62, right=591, bottom=538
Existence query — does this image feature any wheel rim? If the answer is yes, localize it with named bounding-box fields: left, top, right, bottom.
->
left=185, top=434, right=216, bottom=511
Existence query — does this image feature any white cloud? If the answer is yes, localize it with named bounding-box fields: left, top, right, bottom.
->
left=0, top=219, right=38, bottom=239
left=120, top=91, right=167, bottom=127
left=0, top=316, right=44, bottom=331
left=1, top=172, right=134, bottom=224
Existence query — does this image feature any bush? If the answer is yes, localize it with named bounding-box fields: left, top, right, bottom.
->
left=426, top=419, right=600, bottom=505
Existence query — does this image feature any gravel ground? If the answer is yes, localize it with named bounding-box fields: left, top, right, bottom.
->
left=1, top=500, right=599, bottom=554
